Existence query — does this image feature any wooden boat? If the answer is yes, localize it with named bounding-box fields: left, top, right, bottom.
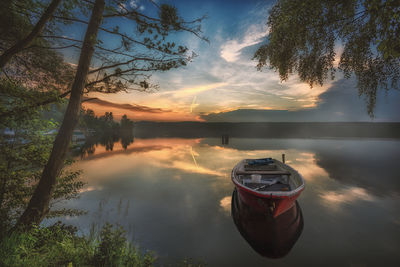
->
left=231, top=158, right=305, bottom=217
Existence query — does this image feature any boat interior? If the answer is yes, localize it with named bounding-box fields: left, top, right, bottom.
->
left=234, top=159, right=303, bottom=192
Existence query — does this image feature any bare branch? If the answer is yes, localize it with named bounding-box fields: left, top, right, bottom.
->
left=81, top=0, right=95, bottom=5
left=103, top=2, right=209, bottom=42
left=85, top=66, right=160, bottom=87
left=81, top=97, right=97, bottom=102
left=88, top=56, right=183, bottom=74
left=51, top=15, right=89, bottom=25
left=25, top=44, right=80, bottom=50
left=39, top=35, right=83, bottom=43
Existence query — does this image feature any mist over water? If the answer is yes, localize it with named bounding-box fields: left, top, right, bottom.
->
left=51, top=137, right=400, bottom=266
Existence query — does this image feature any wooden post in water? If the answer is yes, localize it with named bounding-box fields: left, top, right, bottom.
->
left=282, top=153, right=285, bottom=163
left=222, top=134, right=229, bottom=145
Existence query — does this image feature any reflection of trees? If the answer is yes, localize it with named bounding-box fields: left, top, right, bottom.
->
left=99, top=130, right=119, bottom=151
left=120, top=130, right=134, bottom=150
left=75, top=130, right=134, bottom=159
left=75, top=112, right=135, bottom=157
left=120, top=115, right=134, bottom=150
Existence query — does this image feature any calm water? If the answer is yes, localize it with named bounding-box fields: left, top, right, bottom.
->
left=52, top=138, right=400, bottom=266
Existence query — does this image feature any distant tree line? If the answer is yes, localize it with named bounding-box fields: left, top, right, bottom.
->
left=79, top=109, right=134, bottom=135
left=76, top=109, right=135, bottom=156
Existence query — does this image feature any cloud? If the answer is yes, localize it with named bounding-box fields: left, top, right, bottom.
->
left=90, top=2, right=329, bottom=119
left=199, top=77, right=400, bottom=122
left=220, top=24, right=268, bottom=62
left=83, top=1, right=398, bottom=123
left=83, top=97, right=170, bottom=113
left=161, top=82, right=228, bottom=98
left=82, top=97, right=202, bottom=122
left=129, top=0, right=138, bottom=8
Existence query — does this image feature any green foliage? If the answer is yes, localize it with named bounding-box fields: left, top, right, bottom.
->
left=79, top=110, right=121, bottom=134
left=0, top=222, right=155, bottom=267
left=93, top=223, right=155, bottom=267
left=0, top=0, right=42, bottom=43
left=253, top=0, right=400, bottom=116
left=0, top=0, right=86, bottom=43
left=159, top=4, right=181, bottom=32
left=0, top=0, right=75, bottom=92
left=0, top=78, right=67, bottom=120
left=0, top=80, right=84, bottom=237
left=171, top=258, right=207, bottom=267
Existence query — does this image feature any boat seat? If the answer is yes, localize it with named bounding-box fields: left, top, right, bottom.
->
left=258, top=183, right=291, bottom=191
left=243, top=180, right=290, bottom=191
left=244, top=164, right=277, bottom=171
left=236, top=170, right=291, bottom=175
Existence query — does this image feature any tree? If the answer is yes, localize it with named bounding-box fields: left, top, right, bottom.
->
left=0, top=0, right=62, bottom=69
left=0, top=0, right=80, bottom=120
left=0, top=81, right=84, bottom=239
left=15, top=0, right=206, bottom=228
left=253, top=0, right=400, bottom=116
left=16, top=0, right=106, bottom=229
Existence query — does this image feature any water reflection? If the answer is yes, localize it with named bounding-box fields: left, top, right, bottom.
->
left=313, top=141, right=400, bottom=196
left=58, top=137, right=400, bottom=266
left=74, top=130, right=134, bottom=158
left=231, top=188, right=304, bottom=259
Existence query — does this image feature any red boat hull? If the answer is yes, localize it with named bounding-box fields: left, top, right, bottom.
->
left=235, top=185, right=304, bottom=218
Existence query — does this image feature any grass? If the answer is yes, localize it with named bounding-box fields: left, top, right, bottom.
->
left=0, top=222, right=155, bottom=267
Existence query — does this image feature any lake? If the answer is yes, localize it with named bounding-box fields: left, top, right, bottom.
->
left=50, top=137, right=400, bottom=266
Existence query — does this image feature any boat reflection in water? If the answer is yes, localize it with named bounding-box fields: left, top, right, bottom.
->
left=231, top=188, right=304, bottom=259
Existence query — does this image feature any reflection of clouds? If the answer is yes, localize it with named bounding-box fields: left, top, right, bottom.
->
left=167, top=160, right=225, bottom=177
left=75, top=138, right=347, bottom=204
left=72, top=139, right=199, bottom=182
left=172, top=174, right=182, bottom=180
left=74, top=138, right=322, bottom=189
left=295, top=152, right=315, bottom=162
left=75, top=138, right=398, bottom=208
left=290, top=153, right=328, bottom=182
left=61, top=138, right=400, bottom=266
left=219, top=196, right=231, bottom=214
left=320, top=187, right=375, bottom=206
left=79, top=186, right=103, bottom=193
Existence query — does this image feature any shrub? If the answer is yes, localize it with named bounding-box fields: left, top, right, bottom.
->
left=0, top=222, right=155, bottom=267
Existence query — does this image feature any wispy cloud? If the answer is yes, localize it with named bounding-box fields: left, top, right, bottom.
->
left=161, top=82, right=228, bottom=97
left=82, top=97, right=202, bottom=121
left=220, top=24, right=268, bottom=62
left=83, top=1, right=395, bottom=122
left=84, top=97, right=170, bottom=113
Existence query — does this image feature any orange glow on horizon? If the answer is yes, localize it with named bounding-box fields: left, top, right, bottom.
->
left=82, top=101, right=205, bottom=122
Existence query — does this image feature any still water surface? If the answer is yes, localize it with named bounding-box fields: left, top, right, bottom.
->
left=53, top=138, right=400, bottom=266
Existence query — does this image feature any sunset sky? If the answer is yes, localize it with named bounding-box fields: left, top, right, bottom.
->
left=67, top=0, right=400, bottom=122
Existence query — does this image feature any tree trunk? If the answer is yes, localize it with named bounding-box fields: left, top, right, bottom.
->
left=15, top=0, right=105, bottom=230
left=0, top=0, right=62, bottom=70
